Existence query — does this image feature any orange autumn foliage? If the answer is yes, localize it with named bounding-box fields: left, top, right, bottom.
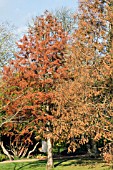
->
left=0, top=0, right=113, bottom=164
left=1, top=12, right=68, bottom=142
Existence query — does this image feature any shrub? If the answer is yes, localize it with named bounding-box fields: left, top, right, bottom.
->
left=0, top=154, right=7, bottom=162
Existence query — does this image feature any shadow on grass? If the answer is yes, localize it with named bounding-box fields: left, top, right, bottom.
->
left=54, top=157, right=104, bottom=168
left=11, top=157, right=106, bottom=170
left=54, top=159, right=68, bottom=167
left=12, top=160, right=47, bottom=170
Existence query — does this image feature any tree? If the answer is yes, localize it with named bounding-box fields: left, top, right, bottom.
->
left=50, top=0, right=113, bottom=163
left=1, top=0, right=113, bottom=166
left=0, top=22, right=16, bottom=70
left=55, top=0, right=113, bottom=161
left=2, top=11, right=68, bottom=169
left=53, top=7, right=76, bottom=33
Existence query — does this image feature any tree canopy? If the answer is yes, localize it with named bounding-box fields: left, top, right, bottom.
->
left=0, top=0, right=113, bottom=168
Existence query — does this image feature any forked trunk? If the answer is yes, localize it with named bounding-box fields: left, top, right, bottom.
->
left=0, top=141, right=12, bottom=160
left=46, top=137, right=54, bottom=170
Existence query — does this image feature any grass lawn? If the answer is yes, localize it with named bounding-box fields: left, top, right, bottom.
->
left=0, top=157, right=112, bottom=170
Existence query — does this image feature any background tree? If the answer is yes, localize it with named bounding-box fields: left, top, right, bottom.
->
left=0, top=22, right=16, bottom=70
left=53, top=7, right=76, bottom=33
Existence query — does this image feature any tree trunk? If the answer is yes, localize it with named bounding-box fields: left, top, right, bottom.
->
left=92, top=140, right=97, bottom=156
left=46, top=137, right=54, bottom=170
left=87, top=140, right=97, bottom=157
left=0, top=141, right=12, bottom=160
left=21, top=148, right=28, bottom=158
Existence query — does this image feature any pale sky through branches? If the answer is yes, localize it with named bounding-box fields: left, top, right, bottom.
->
left=0, top=0, right=78, bottom=35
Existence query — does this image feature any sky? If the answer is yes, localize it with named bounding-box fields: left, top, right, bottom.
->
left=0, top=0, right=78, bottom=35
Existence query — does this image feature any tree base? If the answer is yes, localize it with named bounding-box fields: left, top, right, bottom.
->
left=46, top=164, right=54, bottom=170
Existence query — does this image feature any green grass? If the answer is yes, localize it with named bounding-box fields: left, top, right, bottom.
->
left=0, top=158, right=112, bottom=170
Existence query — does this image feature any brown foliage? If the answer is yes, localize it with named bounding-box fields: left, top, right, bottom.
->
left=0, top=0, right=113, bottom=164
left=52, top=0, right=113, bottom=159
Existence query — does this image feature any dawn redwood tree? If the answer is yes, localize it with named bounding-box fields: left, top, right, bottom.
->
left=1, top=1, right=113, bottom=166
left=2, top=12, right=68, bottom=169
left=52, top=0, right=113, bottom=162
left=88, top=0, right=113, bottom=162
left=66, top=0, right=113, bottom=160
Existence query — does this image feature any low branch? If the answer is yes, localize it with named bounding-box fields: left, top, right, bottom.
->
left=0, top=107, right=22, bottom=128
left=22, top=148, right=28, bottom=158
left=0, top=93, right=24, bottom=110
left=27, top=142, right=39, bottom=158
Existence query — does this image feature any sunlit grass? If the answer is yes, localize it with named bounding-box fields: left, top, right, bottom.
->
left=0, top=158, right=112, bottom=170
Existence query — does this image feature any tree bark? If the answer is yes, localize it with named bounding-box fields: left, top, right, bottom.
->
left=46, top=137, right=54, bottom=170
left=0, top=141, right=12, bottom=160
left=87, top=140, right=97, bottom=157
left=21, top=148, right=28, bottom=158
left=27, top=142, right=39, bottom=158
